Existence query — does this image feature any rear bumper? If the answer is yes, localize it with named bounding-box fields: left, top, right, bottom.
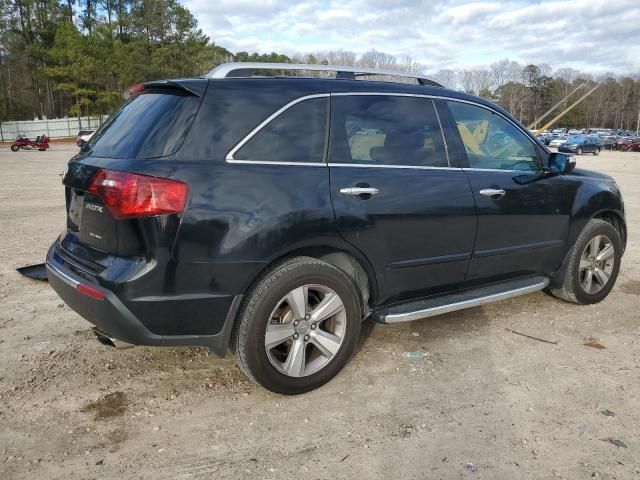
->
left=46, top=246, right=242, bottom=356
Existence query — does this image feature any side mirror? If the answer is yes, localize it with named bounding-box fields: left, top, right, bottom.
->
left=548, top=152, right=576, bottom=173
left=77, top=139, right=86, bottom=148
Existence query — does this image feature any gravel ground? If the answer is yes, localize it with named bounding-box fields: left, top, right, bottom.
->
left=0, top=145, right=639, bottom=479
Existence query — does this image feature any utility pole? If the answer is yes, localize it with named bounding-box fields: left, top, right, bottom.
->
left=528, top=83, right=586, bottom=130
left=536, top=84, right=601, bottom=134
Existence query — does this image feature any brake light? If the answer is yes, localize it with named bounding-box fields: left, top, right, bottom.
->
left=88, top=169, right=188, bottom=219
left=76, top=283, right=105, bottom=300
left=127, top=83, right=146, bottom=94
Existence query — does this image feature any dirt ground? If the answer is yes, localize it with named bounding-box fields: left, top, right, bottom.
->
left=1, top=144, right=639, bottom=480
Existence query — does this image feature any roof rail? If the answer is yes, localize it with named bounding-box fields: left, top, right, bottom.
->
left=206, top=62, right=444, bottom=87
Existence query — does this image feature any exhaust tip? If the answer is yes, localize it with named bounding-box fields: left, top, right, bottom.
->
left=92, top=327, right=134, bottom=350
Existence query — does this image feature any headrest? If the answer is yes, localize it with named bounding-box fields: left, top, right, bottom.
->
left=384, top=130, right=425, bottom=149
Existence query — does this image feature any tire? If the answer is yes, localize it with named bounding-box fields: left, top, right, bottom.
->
left=232, top=256, right=362, bottom=394
left=550, top=219, right=622, bottom=305
left=576, top=147, right=583, bottom=155
left=593, top=148, right=600, bottom=156
left=10, top=144, right=20, bottom=152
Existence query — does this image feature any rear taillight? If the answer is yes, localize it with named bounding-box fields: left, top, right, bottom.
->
left=88, top=169, right=188, bottom=219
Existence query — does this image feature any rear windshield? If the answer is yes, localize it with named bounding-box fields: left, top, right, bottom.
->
left=85, top=88, right=201, bottom=159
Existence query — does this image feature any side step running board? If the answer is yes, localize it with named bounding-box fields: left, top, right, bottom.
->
left=377, top=276, right=549, bottom=324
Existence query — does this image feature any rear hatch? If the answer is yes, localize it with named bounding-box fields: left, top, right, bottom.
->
left=61, top=80, right=205, bottom=266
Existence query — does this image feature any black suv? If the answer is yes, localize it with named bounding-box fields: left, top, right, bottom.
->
left=47, top=63, right=626, bottom=394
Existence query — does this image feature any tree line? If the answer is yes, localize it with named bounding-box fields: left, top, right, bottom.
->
left=0, top=0, right=233, bottom=120
left=296, top=52, right=640, bottom=131
left=1, top=0, right=639, bottom=131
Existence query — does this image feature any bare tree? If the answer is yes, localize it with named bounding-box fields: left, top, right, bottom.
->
left=491, top=59, right=523, bottom=88
left=432, top=69, right=457, bottom=89
left=458, top=70, right=476, bottom=94
left=456, top=69, right=493, bottom=95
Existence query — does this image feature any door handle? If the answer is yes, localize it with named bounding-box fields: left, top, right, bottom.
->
left=339, top=187, right=380, bottom=197
left=479, top=188, right=506, bottom=199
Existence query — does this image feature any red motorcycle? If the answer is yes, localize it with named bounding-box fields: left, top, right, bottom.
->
left=10, top=134, right=50, bottom=152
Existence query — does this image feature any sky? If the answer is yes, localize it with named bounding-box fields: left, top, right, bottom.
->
left=182, top=0, right=640, bottom=74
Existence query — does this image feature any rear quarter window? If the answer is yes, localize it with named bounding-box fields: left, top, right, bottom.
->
left=85, top=89, right=201, bottom=159
left=232, top=97, right=328, bottom=163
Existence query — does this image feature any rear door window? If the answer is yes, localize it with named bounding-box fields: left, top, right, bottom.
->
left=232, top=97, right=328, bottom=163
left=86, top=88, right=201, bottom=159
left=329, top=95, right=449, bottom=168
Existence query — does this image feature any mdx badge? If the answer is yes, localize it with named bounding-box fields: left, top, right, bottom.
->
left=85, top=203, right=104, bottom=213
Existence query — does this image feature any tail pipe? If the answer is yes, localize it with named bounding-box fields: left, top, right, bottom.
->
left=92, top=327, right=134, bottom=350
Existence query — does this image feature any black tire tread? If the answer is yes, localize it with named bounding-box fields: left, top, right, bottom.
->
left=231, top=256, right=358, bottom=391
left=550, top=219, right=619, bottom=304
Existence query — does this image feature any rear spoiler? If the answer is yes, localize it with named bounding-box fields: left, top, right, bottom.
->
left=128, top=79, right=208, bottom=97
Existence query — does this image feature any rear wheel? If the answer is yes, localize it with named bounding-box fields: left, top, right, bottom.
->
left=593, top=148, right=600, bottom=156
left=576, top=147, right=583, bottom=155
left=10, top=144, right=20, bottom=152
left=550, top=219, right=621, bottom=304
left=232, top=257, right=361, bottom=394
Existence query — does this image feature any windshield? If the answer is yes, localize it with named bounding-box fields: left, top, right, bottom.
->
left=84, top=88, right=201, bottom=159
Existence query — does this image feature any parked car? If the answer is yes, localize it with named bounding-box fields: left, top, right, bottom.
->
left=618, top=138, right=640, bottom=152
left=613, top=137, right=638, bottom=150
left=76, top=130, right=95, bottom=147
left=537, top=133, right=553, bottom=145
left=558, top=135, right=602, bottom=155
left=46, top=63, right=627, bottom=394
left=549, top=136, right=567, bottom=148
left=601, top=136, right=617, bottom=150
left=551, top=128, right=566, bottom=135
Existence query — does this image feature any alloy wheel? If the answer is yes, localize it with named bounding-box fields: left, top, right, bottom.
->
left=579, top=235, right=615, bottom=295
left=264, top=284, right=347, bottom=377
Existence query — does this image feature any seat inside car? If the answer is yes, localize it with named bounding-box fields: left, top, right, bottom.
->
left=370, top=129, right=448, bottom=167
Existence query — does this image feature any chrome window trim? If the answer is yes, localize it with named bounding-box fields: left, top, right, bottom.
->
left=226, top=93, right=330, bottom=164
left=463, top=167, right=538, bottom=173
left=227, top=159, right=327, bottom=167
left=436, top=96, right=543, bottom=172
left=226, top=91, right=539, bottom=171
left=329, top=94, right=451, bottom=168
left=333, top=92, right=536, bottom=140
left=328, top=163, right=461, bottom=171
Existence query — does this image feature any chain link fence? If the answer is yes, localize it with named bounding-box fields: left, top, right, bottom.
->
left=0, top=116, right=108, bottom=142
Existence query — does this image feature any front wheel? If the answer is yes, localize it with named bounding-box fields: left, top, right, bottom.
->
left=576, top=147, right=583, bottom=155
left=593, top=148, right=600, bottom=156
left=550, top=219, right=622, bottom=304
left=232, top=257, right=362, bottom=394
left=10, top=144, right=20, bottom=152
